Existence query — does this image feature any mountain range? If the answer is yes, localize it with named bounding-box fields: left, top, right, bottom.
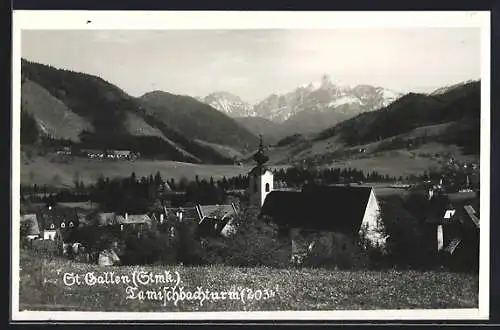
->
left=20, top=58, right=480, bottom=169
left=197, top=74, right=403, bottom=140
left=262, top=80, right=480, bottom=167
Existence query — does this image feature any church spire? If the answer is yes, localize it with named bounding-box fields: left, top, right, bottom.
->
left=253, top=134, right=269, bottom=167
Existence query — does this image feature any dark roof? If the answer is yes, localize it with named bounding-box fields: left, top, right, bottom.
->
left=425, top=205, right=480, bottom=229
left=260, top=185, right=373, bottom=233
left=35, top=207, right=79, bottom=231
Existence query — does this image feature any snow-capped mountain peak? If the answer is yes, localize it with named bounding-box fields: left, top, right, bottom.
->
left=198, top=75, right=404, bottom=126
left=203, top=91, right=256, bottom=117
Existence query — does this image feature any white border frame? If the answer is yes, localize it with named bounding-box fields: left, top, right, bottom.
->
left=11, top=10, right=491, bottom=321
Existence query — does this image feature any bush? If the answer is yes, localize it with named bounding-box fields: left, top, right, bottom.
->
left=379, top=195, right=437, bottom=269
left=120, top=229, right=177, bottom=266
left=175, top=220, right=205, bottom=265
left=300, top=232, right=370, bottom=270
left=224, top=208, right=291, bottom=267
left=196, top=207, right=291, bottom=268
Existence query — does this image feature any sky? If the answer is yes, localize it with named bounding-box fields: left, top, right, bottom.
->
left=21, top=28, right=481, bottom=104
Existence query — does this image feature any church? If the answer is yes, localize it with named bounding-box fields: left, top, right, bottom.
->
left=246, top=136, right=387, bottom=264
left=246, top=135, right=274, bottom=207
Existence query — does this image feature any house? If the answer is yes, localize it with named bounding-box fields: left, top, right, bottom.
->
left=20, top=213, right=40, bottom=240
left=35, top=206, right=79, bottom=241
left=426, top=202, right=479, bottom=270
left=116, top=213, right=152, bottom=231
left=259, top=185, right=386, bottom=264
left=196, top=204, right=239, bottom=237
left=163, top=207, right=200, bottom=222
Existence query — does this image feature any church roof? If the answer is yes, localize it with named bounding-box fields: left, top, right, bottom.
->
left=260, top=185, right=374, bottom=233
left=249, top=165, right=271, bottom=176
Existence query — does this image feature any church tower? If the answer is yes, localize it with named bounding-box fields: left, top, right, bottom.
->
left=248, top=135, right=274, bottom=207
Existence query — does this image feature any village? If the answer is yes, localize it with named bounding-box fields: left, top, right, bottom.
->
left=19, top=136, right=480, bottom=273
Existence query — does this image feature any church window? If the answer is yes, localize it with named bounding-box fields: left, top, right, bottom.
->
left=265, top=183, right=270, bottom=192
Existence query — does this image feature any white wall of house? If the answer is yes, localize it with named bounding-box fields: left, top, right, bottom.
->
left=248, top=170, right=274, bottom=206
left=43, top=230, right=57, bottom=240
left=220, top=218, right=237, bottom=237
left=437, top=225, right=444, bottom=251
left=359, top=189, right=387, bottom=250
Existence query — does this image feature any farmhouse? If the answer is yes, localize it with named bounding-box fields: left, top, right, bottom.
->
left=35, top=206, right=80, bottom=240
left=259, top=185, right=387, bottom=264
left=117, top=213, right=152, bottom=231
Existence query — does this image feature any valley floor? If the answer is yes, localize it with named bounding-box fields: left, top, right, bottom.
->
left=21, top=156, right=252, bottom=188
left=18, top=250, right=478, bottom=313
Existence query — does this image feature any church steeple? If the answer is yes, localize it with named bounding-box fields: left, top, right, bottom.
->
left=253, top=134, right=269, bottom=167
left=248, top=134, right=274, bottom=207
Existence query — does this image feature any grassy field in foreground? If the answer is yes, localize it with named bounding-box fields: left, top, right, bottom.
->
left=18, top=251, right=478, bottom=312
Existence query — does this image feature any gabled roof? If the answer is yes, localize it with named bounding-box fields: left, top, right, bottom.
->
left=198, top=204, right=237, bottom=222
left=36, top=207, right=79, bottom=230
left=260, top=185, right=373, bottom=233
left=426, top=205, right=480, bottom=228
left=21, top=214, right=40, bottom=236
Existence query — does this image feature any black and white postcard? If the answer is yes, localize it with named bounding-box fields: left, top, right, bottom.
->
left=11, top=10, right=491, bottom=321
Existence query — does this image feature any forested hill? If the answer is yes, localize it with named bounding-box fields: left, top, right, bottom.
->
left=138, top=91, right=260, bottom=152
left=20, top=59, right=255, bottom=164
left=314, top=80, right=480, bottom=154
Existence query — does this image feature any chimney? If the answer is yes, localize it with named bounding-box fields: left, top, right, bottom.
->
left=160, top=213, right=164, bottom=224
left=428, top=188, right=434, bottom=201
left=125, top=212, right=128, bottom=221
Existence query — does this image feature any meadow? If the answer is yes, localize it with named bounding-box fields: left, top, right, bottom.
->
left=21, top=156, right=252, bottom=188
left=19, top=250, right=478, bottom=312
